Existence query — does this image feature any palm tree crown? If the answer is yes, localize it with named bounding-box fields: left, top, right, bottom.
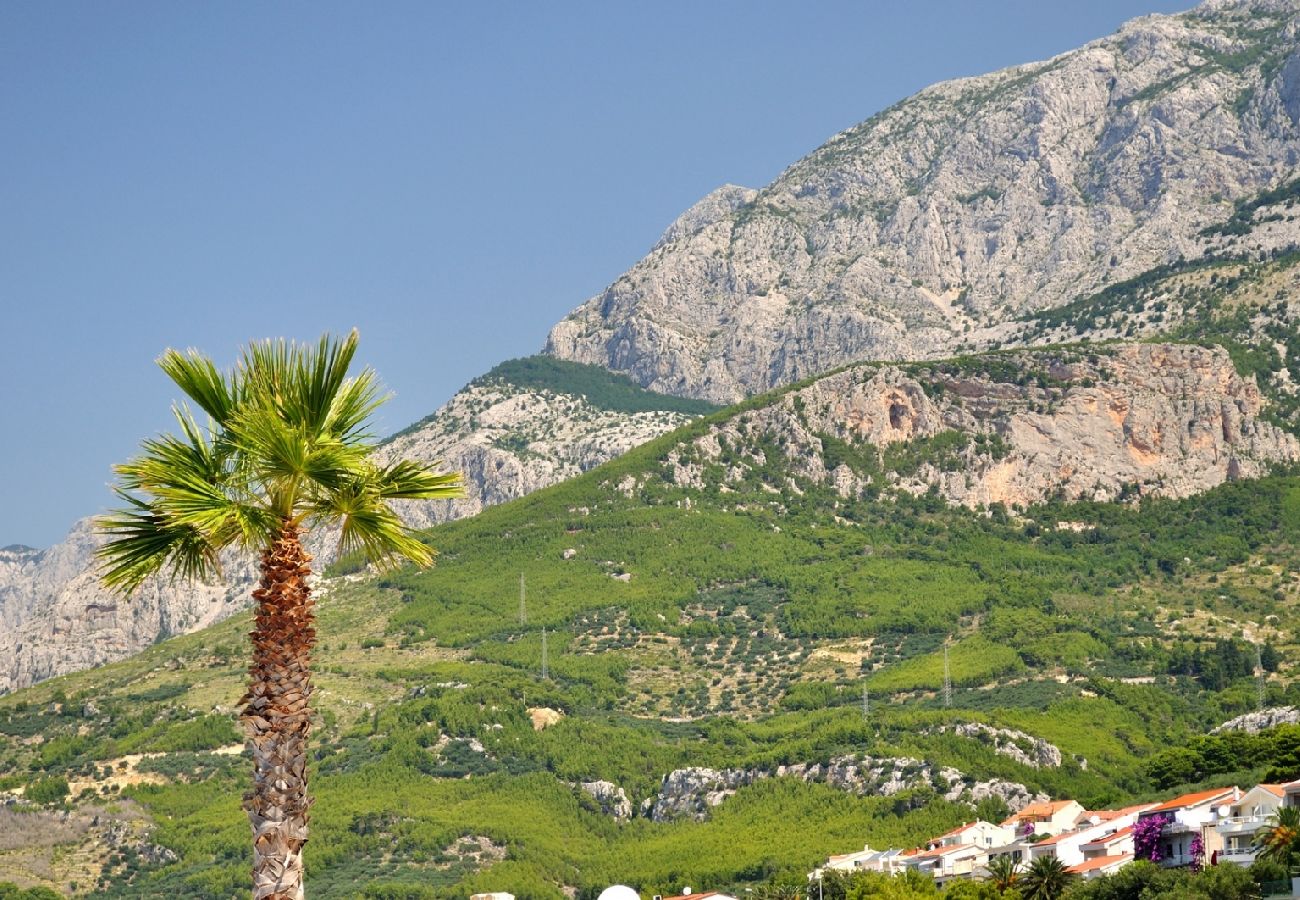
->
left=97, top=330, right=459, bottom=588
left=1256, top=805, right=1300, bottom=867
left=1018, top=854, right=1076, bottom=900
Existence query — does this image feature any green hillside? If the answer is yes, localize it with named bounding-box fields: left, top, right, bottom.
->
left=2, top=340, right=1300, bottom=898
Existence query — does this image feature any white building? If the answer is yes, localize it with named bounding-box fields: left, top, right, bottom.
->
left=1216, top=783, right=1288, bottom=866
left=1138, top=786, right=1241, bottom=868
left=1001, top=800, right=1087, bottom=838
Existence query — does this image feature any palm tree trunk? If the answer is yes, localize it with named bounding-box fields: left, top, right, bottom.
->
left=241, top=521, right=316, bottom=900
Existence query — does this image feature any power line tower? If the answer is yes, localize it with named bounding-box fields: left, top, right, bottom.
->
left=519, top=573, right=527, bottom=626
left=942, top=639, right=952, bottom=709
left=541, top=626, right=549, bottom=681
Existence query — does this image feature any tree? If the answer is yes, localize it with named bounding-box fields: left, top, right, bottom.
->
left=1019, top=855, right=1076, bottom=900
left=97, top=332, right=461, bottom=900
left=1254, top=806, right=1300, bottom=870
left=987, top=853, right=1020, bottom=892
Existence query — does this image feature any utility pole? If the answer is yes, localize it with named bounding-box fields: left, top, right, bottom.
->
left=943, top=639, right=952, bottom=709
left=519, top=573, right=527, bottom=626
left=541, top=626, right=549, bottom=681
left=1256, top=643, right=1266, bottom=712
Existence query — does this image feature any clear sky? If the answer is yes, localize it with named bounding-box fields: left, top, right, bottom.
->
left=1, top=0, right=1192, bottom=548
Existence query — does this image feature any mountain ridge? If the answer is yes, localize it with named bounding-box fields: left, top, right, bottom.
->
left=545, top=0, right=1300, bottom=401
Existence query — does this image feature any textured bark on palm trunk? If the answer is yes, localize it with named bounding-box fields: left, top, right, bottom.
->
left=241, top=523, right=315, bottom=900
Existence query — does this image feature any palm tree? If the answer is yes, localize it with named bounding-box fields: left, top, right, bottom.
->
left=1017, top=854, right=1076, bottom=900
left=986, top=853, right=1020, bottom=891
left=96, top=331, right=461, bottom=900
left=1256, top=806, right=1300, bottom=869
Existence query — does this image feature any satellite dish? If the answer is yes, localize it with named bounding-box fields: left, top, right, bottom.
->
left=1218, top=804, right=1231, bottom=817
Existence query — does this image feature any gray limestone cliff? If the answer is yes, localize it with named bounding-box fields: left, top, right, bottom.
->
left=546, top=0, right=1300, bottom=402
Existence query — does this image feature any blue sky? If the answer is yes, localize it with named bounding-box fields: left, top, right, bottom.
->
left=1, top=0, right=1191, bottom=547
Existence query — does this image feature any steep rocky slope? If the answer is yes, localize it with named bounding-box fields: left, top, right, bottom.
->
left=377, top=377, right=697, bottom=530
left=666, top=342, right=1298, bottom=509
left=546, top=0, right=1300, bottom=401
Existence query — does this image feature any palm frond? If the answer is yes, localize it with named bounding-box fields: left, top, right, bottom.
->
left=309, top=476, right=436, bottom=569
left=373, top=459, right=463, bottom=501
left=325, top=368, right=387, bottom=441
left=95, top=493, right=222, bottom=593
left=158, top=349, right=239, bottom=425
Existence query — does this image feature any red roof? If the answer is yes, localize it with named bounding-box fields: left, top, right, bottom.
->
left=917, top=843, right=979, bottom=859
left=1068, top=854, right=1131, bottom=875
left=1002, top=800, right=1079, bottom=824
left=1256, top=784, right=1286, bottom=799
left=1146, top=787, right=1238, bottom=814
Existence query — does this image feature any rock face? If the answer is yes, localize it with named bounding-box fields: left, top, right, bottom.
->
left=667, top=343, right=1300, bottom=507
left=0, top=378, right=697, bottom=694
left=578, top=781, right=633, bottom=821
left=0, top=518, right=252, bottom=694
left=546, top=0, right=1300, bottom=402
left=1211, top=705, right=1300, bottom=733
left=642, top=757, right=1050, bottom=823
left=376, top=379, right=695, bottom=530
left=929, top=723, right=1064, bottom=769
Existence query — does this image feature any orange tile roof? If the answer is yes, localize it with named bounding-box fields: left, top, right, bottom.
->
left=1147, top=786, right=1237, bottom=814
left=1068, top=854, right=1131, bottom=874
left=1257, top=784, right=1286, bottom=798
left=663, top=893, right=724, bottom=900
left=1002, top=800, right=1078, bottom=824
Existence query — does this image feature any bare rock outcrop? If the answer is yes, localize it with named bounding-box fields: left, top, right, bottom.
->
left=578, top=781, right=633, bottom=821
left=929, top=723, right=1065, bottom=769
left=642, top=756, right=1050, bottom=823
left=667, top=343, right=1300, bottom=508
left=1211, top=705, right=1300, bottom=733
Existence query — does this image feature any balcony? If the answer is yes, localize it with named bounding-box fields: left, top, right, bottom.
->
left=1217, top=815, right=1271, bottom=836
left=1218, top=848, right=1258, bottom=866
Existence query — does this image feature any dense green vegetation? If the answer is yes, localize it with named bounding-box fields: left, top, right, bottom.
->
left=476, top=355, right=722, bottom=414
left=1146, top=723, right=1300, bottom=789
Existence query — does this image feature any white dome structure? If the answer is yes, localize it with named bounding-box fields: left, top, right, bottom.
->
left=597, top=886, right=640, bottom=900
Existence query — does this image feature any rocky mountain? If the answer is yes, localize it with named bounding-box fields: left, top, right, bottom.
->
left=0, top=363, right=704, bottom=694
left=546, top=0, right=1300, bottom=402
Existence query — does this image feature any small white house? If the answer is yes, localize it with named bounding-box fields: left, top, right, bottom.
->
left=929, top=820, right=1015, bottom=850
left=1068, top=854, right=1133, bottom=881
left=1001, top=800, right=1087, bottom=838
left=1216, top=783, right=1288, bottom=866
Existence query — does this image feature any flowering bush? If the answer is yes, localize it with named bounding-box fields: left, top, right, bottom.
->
left=1134, top=813, right=1172, bottom=862
left=1189, top=833, right=1205, bottom=872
